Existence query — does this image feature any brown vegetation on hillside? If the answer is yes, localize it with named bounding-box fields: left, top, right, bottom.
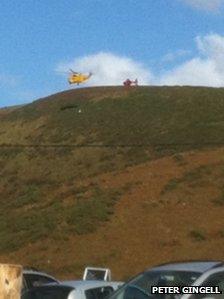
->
left=1, top=87, right=224, bottom=280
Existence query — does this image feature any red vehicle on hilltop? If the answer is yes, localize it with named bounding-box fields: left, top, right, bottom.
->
left=123, top=78, right=138, bottom=87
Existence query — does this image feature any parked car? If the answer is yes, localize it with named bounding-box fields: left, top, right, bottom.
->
left=106, top=261, right=224, bottom=299
left=22, top=268, right=59, bottom=293
left=22, top=280, right=123, bottom=299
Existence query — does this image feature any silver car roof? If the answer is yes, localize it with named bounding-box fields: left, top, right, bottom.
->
left=62, top=280, right=123, bottom=290
left=148, top=261, right=223, bottom=273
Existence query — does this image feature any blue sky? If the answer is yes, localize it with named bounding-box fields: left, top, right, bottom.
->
left=1, top=0, right=224, bottom=107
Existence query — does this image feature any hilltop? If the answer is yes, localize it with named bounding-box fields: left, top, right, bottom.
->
left=1, top=86, right=224, bottom=280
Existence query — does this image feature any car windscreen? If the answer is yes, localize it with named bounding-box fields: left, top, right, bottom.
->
left=108, top=270, right=201, bottom=299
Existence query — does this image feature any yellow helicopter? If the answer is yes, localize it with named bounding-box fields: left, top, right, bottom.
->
left=68, top=69, right=93, bottom=85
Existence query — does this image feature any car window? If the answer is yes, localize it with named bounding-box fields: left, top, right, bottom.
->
left=187, top=271, right=224, bottom=299
left=85, top=286, right=114, bottom=299
left=24, top=274, right=58, bottom=288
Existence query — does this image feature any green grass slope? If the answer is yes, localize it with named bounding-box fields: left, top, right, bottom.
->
left=2, top=86, right=224, bottom=146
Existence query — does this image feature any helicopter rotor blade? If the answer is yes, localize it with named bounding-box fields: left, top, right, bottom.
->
left=69, top=69, right=78, bottom=74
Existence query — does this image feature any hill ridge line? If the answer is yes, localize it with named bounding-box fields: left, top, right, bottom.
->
left=1, top=142, right=224, bottom=148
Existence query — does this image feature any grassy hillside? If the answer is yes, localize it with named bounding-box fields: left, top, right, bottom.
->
left=1, top=86, right=224, bottom=280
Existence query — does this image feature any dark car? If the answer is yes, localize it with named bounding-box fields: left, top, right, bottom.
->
left=107, top=261, right=224, bottom=299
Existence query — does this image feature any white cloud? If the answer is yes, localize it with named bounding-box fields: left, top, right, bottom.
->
left=56, top=52, right=153, bottom=86
left=161, top=49, right=191, bottom=63
left=56, top=34, right=224, bottom=88
left=182, top=0, right=223, bottom=11
left=160, top=34, right=224, bottom=87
